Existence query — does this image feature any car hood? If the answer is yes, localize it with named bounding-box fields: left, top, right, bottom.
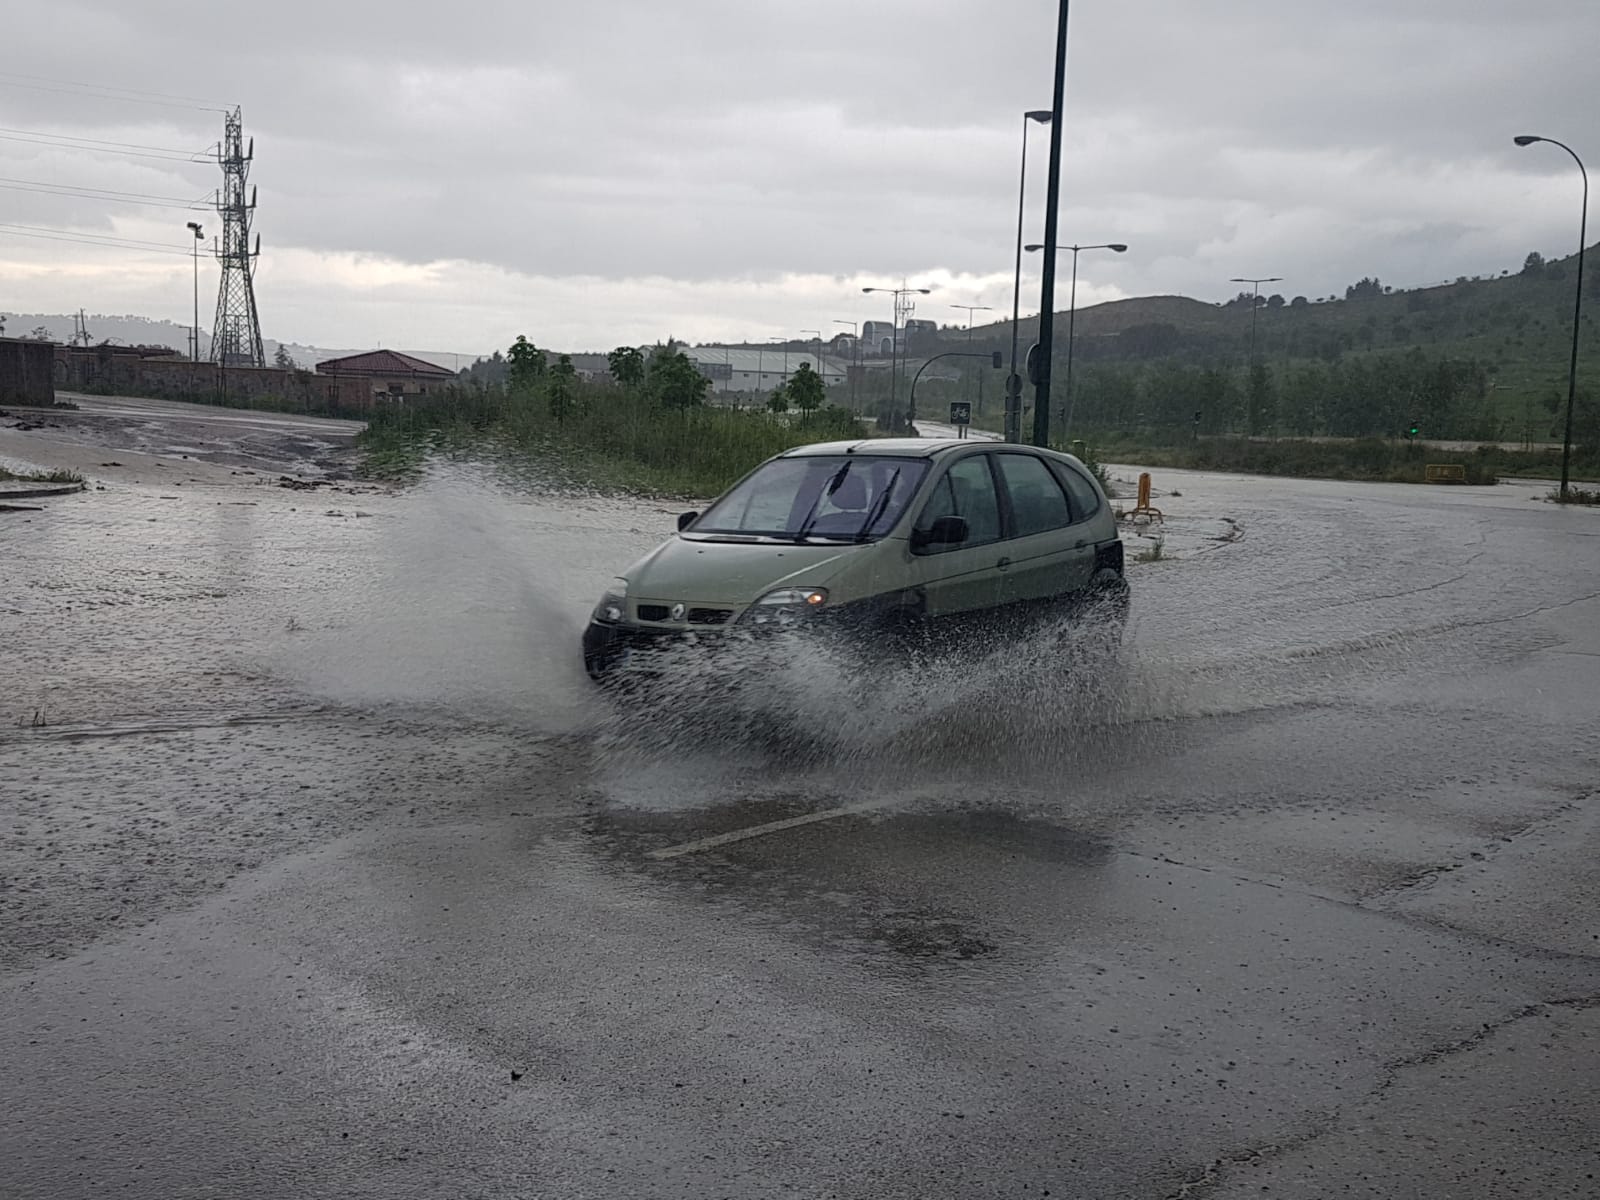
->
left=624, top=535, right=862, bottom=605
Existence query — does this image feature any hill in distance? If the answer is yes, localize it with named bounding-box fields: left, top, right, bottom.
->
left=957, top=244, right=1599, bottom=423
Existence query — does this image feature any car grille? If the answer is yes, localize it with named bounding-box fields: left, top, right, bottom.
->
left=634, top=604, right=732, bottom=626
left=687, top=608, right=732, bottom=626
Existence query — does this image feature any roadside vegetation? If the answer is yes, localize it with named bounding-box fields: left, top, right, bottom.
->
left=931, top=249, right=1598, bottom=438
left=0, top=398, right=79, bottom=411
left=358, top=340, right=862, bottom=496
left=1550, top=485, right=1600, bottom=505
left=0, top=466, right=84, bottom=485
left=1089, top=432, right=1600, bottom=486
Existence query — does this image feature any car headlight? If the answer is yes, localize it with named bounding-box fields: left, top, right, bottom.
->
left=592, top=578, right=628, bottom=624
left=739, top=587, right=828, bottom=627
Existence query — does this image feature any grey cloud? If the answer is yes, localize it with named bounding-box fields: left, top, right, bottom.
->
left=2, top=0, right=1594, bottom=345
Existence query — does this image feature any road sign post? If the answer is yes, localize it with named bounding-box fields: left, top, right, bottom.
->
left=949, top=401, right=972, bottom=439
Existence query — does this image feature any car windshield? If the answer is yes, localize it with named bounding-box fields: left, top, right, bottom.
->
left=693, top=455, right=929, bottom=541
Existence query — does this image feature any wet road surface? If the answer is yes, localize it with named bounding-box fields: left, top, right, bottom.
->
left=2, top=417, right=1599, bottom=1198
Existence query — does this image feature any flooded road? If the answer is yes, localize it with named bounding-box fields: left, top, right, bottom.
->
left=2, top=406, right=1599, bottom=1198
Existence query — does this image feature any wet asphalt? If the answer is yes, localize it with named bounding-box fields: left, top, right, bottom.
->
left=2, top=405, right=1599, bottom=1199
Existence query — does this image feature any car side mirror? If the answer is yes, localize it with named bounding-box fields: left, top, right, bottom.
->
left=911, top=515, right=969, bottom=549
left=676, top=511, right=699, bottom=532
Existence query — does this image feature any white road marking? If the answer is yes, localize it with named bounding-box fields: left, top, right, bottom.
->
left=645, top=800, right=888, bottom=860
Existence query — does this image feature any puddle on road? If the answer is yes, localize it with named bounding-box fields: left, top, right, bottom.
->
left=4, top=460, right=1570, bottom=817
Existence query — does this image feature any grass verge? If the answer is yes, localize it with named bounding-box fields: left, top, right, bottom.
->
left=0, top=466, right=85, bottom=485
left=1083, top=436, right=1507, bottom=485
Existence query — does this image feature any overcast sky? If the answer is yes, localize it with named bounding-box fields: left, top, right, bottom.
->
left=1, top=0, right=1595, bottom=356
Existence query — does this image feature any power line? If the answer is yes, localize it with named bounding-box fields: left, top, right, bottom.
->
left=0, top=224, right=191, bottom=257
left=0, top=70, right=230, bottom=113
left=0, top=225, right=190, bottom=254
left=0, top=177, right=211, bottom=209
left=0, top=126, right=213, bottom=163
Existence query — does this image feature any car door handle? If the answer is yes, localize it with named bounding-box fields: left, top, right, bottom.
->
left=996, top=557, right=1011, bottom=571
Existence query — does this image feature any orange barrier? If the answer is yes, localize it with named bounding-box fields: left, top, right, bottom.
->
left=1424, top=464, right=1467, bottom=483
left=1126, top=471, right=1164, bottom=523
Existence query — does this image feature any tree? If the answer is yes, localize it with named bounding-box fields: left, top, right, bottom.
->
left=645, top=345, right=709, bottom=409
left=1246, top=362, right=1276, bottom=436
left=0, top=314, right=7, bottom=335
left=1521, top=251, right=1546, bottom=278
left=1266, top=293, right=1286, bottom=309
left=507, top=335, right=547, bottom=391
left=786, top=361, right=824, bottom=418
left=1345, top=277, right=1384, bottom=301
left=766, top=386, right=790, bottom=415
left=608, top=345, right=645, bottom=388
left=1290, top=295, right=1309, bottom=309
left=547, top=353, right=577, bottom=423
left=273, top=344, right=296, bottom=369
left=28, top=325, right=51, bottom=341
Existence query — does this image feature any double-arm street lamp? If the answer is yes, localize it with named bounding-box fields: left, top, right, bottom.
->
left=1009, top=109, right=1053, bottom=442
left=951, top=303, right=993, bottom=411
left=1229, top=275, right=1283, bottom=366
left=863, top=283, right=932, bottom=431
left=833, top=319, right=861, bottom=410
left=1515, top=134, right=1589, bottom=501
left=1026, top=242, right=1128, bottom=439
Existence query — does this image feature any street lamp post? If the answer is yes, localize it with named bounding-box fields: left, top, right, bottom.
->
left=863, top=283, right=932, bottom=432
left=186, top=221, right=203, bottom=361
left=768, top=336, right=790, bottom=390
left=1009, top=110, right=1053, bottom=443
left=951, top=303, right=993, bottom=412
left=833, top=319, right=860, bottom=410
left=1032, top=0, right=1073, bottom=449
left=801, top=328, right=823, bottom=390
left=1229, top=275, right=1283, bottom=366
left=1515, top=134, right=1589, bottom=501
left=1026, top=242, right=1127, bottom=440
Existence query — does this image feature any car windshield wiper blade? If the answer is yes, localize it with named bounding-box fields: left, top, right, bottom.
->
left=853, top=467, right=901, bottom=542
left=791, top=462, right=853, bottom=542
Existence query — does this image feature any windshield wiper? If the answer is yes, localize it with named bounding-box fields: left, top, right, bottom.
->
left=852, top=467, right=902, bottom=542
left=792, top=462, right=853, bottom=542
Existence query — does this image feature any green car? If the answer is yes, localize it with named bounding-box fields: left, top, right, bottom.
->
left=582, top=438, right=1127, bottom=683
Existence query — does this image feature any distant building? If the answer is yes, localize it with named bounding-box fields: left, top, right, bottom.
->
left=314, top=349, right=455, bottom=398
left=564, top=353, right=612, bottom=382
left=861, top=321, right=896, bottom=355
left=0, top=336, right=56, bottom=406
left=857, top=321, right=936, bottom=356
left=687, top=348, right=849, bottom=395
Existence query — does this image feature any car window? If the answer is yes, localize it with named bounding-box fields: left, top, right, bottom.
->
left=994, top=453, right=1072, bottom=538
left=1056, top=462, right=1103, bottom=523
left=914, top=455, right=1001, bottom=552
left=695, top=455, right=929, bottom=540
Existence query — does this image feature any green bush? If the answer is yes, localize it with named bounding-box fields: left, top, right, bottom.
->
left=359, top=384, right=865, bottom=496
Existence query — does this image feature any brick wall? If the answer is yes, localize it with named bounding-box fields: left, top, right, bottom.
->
left=52, top=349, right=377, bottom=414
left=0, top=338, right=57, bottom=405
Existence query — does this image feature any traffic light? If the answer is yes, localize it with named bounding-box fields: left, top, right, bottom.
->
left=1405, top=421, right=1419, bottom=440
